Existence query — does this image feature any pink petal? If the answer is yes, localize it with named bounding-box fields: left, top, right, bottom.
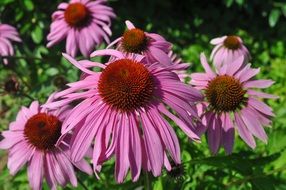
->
left=210, top=36, right=226, bottom=45
left=62, top=53, right=97, bottom=75
left=90, top=49, right=124, bottom=59
left=247, top=90, right=279, bottom=99
left=200, top=53, right=216, bottom=78
left=125, top=20, right=135, bottom=29
left=158, top=104, right=200, bottom=141
left=27, top=151, right=44, bottom=190
left=206, top=113, right=221, bottom=154
left=240, top=108, right=268, bottom=143
left=8, top=141, right=34, bottom=175
left=66, top=30, right=78, bottom=57
left=225, top=56, right=244, bottom=75
left=54, top=152, right=77, bottom=186
left=248, top=98, right=274, bottom=116
left=71, top=105, right=107, bottom=162
left=0, top=131, right=23, bottom=149
left=115, top=114, right=130, bottom=183
left=128, top=113, right=142, bottom=181
left=243, top=80, right=274, bottom=89
left=221, top=113, right=234, bottom=154
left=234, top=113, right=256, bottom=149
left=149, top=46, right=172, bottom=65
left=141, top=111, right=164, bottom=176
left=239, top=68, right=260, bottom=83
left=150, top=108, right=181, bottom=163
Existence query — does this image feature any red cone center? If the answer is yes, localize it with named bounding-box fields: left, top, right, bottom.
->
left=98, top=59, right=154, bottom=111
left=24, top=113, right=62, bottom=150
left=64, top=3, right=90, bottom=27
left=223, top=36, right=241, bottom=50
left=122, top=29, right=148, bottom=53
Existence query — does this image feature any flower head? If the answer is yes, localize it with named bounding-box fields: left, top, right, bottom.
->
left=210, top=35, right=250, bottom=69
left=0, top=24, right=21, bottom=65
left=191, top=53, right=277, bottom=154
left=0, top=95, right=92, bottom=190
left=47, top=0, right=116, bottom=57
left=107, top=20, right=173, bottom=66
left=45, top=50, right=203, bottom=183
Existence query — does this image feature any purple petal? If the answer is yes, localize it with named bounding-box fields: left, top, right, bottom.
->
left=200, top=53, right=216, bottom=78
left=207, top=113, right=221, bottom=154
left=234, top=113, right=256, bottom=149
left=128, top=113, right=142, bottom=182
left=248, top=98, right=274, bottom=116
left=8, top=141, right=34, bottom=175
left=221, top=113, right=234, bottom=154
left=141, top=111, right=164, bottom=176
left=115, top=114, right=130, bottom=183
left=244, top=80, right=274, bottom=89
left=226, top=56, right=244, bottom=75
left=27, top=151, right=44, bottom=190
left=149, top=47, right=172, bottom=65
left=240, top=108, right=268, bottom=143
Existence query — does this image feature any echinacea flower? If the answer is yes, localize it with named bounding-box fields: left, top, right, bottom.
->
left=210, top=35, right=250, bottom=69
left=0, top=24, right=21, bottom=65
left=47, top=0, right=115, bottom=57
left=45, top=49, right=203, bottom=183
left=0, top=96, right=92, bottom=190
left=191, top=53, right=277, bottom=154
left=107, top=20, right=172, bottom=66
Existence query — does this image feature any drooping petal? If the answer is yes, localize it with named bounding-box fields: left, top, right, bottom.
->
left=27, top=151, right=44, bottom=190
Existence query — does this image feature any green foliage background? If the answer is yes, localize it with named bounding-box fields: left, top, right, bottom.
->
left=0, top=0, right=286, bottom=189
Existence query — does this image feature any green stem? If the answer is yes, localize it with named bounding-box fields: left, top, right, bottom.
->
left=19, top=92, right=35, bottom=101
left=144, top=171, right=152, bottom=190
left=78, top=177, right=89, bottom=190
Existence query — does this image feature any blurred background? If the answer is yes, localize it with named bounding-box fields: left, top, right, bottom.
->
left=0, top=0, right=286, bottom=189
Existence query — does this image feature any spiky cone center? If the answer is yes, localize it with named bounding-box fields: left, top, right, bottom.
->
left=24, top=113, right=62, bottom=150
left=205, top=75, right=247, bottom=112
left=121, top=28, right=149, bottom=53
left=223, top=36, right=241, bottom=50
left=98, top=59, right=154, bottom=112
left=64, top=3, right=90, bottom=27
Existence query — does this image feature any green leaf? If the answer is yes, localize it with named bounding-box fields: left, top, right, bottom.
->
left=269, top=9, right=281, bottom=27
left=235, top=0, right=244, bottom=6
left=46, top=68, right=59, bottom=76
left=31, top=25, right=43, bottom=44
left=225, top=0, right=234, bottom=7
left=251, top=177, right=276, bottom=190
left=0, top=0, right=13, bottom=5
left=23, top=0, right=34, bottom=11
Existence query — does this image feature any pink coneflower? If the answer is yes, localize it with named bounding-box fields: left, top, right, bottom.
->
left=47, top=0, right=115, bottom=57
left=107, top=20, right=172, bottom=66
left=191, top=53, right=277, bottom=154
left=210, top=35, right=250, bottom=69
left=0, top=96, right=92, bottom=190
left=45, top=50, right=203, bottom=183
left=0, top=24, right=21, bottom=65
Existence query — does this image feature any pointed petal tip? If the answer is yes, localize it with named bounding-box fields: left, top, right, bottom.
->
left=125, top=20, right=135, bottom=29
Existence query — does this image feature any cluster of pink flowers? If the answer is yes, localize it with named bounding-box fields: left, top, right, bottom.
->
left=0, top=0, right=277, bottom=189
